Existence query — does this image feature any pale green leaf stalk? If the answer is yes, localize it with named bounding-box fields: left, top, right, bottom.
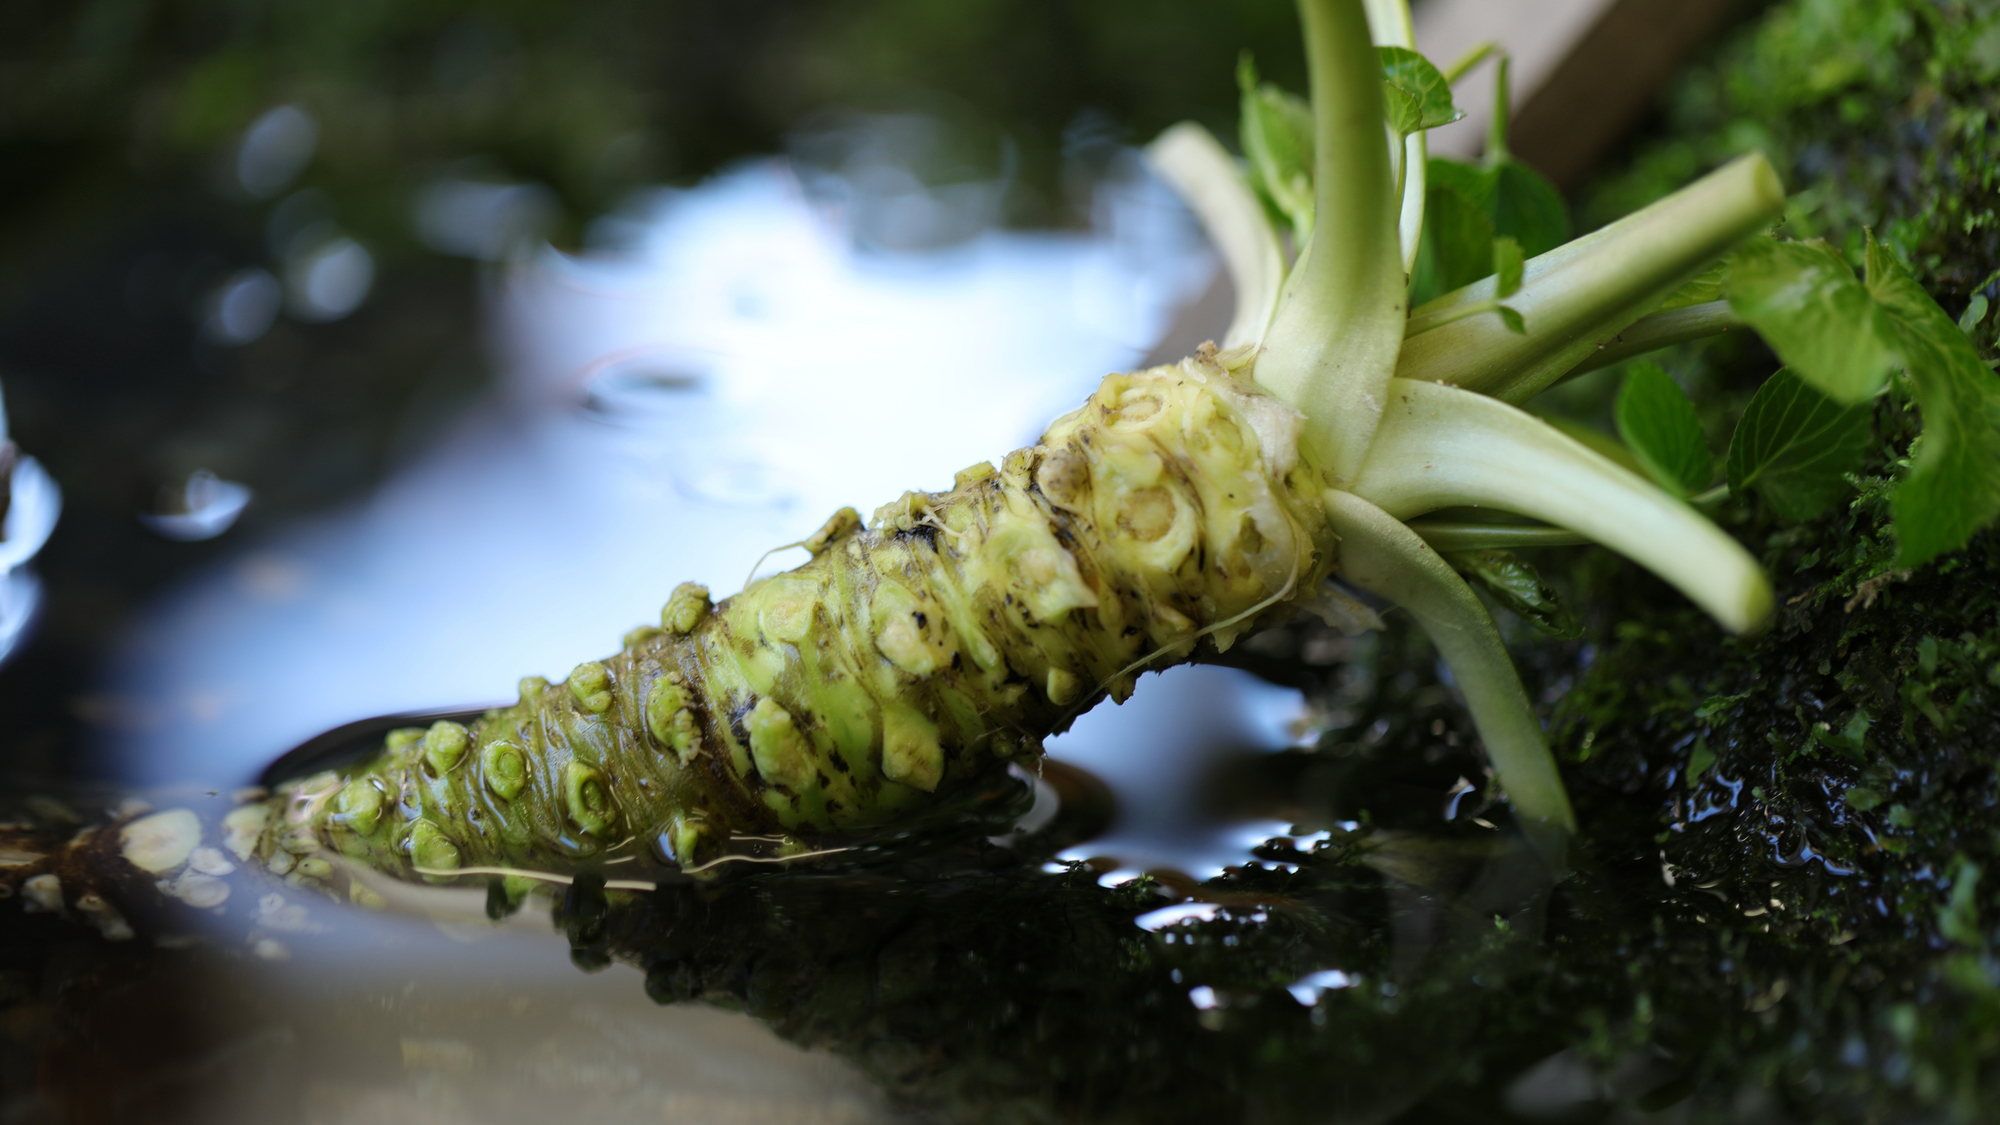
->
left=1351, top=379, right=1772, bottom=633
left=1255, top=0, right=1408, bottom=487
left=1400, top=154, right=1787, bottom=402
left=1323, top=490, right=1576, bottom=856
left=1363, top=0, right=1428, bottom=272
left=1145, top=123, right=1288, bottom=349
left=1406, top=520, right=1589, bottom=552
left=1557, top=300, right=1744, bottom=383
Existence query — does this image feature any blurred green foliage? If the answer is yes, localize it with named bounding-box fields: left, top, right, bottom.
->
left=1581, top=0, right=2000, bottom=304
left=0, top=0, right=1307, bottom=286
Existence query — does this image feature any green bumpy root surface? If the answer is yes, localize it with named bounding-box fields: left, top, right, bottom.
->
left=274, top=350, right=1334, bottom=882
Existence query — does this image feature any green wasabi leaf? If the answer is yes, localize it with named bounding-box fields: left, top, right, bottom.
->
left=1489, top=160, right=1568, bottom=259
left=1615, top=363, right=1712, bottom=496
left=1959, top=294, right=1989, bottom=335
left=1408, top=169, right=1497, bottom=306
left=1725, top=238, right=1899, bottom=404
left=1939, top=856, right=1983, bottom=947
left=1414, top=157, right=1567, bottom=309
left=1863, top=234, right=2000, bottom=567
left=1725, top=367, right=1871, bottom=521
left=1236, top=52, right=1316, bottom=244
left=1380, top=84, right=1423, bottom=140
left=1686, top=738, right=1715, bottom=787
left=1493, top=236, right=1524, bottom=299
left=1378, top=46, right=1463, bottom=137
left=1659, top=260, right=1728, bottom=310
left=1445, top=549, right=1582, bottom=638
left=1427, top=156, right=1492, bottom=211
left=1494, top=304, right=1526, bottom=335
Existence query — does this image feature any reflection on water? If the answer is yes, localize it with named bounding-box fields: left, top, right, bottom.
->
left=0, top=397, right=60, bottom=666
left=0, top=758, right=1549, bottom=1124
left=140, top=470, right=254, bottom=543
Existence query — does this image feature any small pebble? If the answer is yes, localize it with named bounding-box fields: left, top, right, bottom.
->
left=187, top=846, right=235, bottom=877
left=255, top=893, right=312, bottom=933
left=172, top=872, right=231, bottom=909
left=74, top=894, right=134, bottom=941
left=222, top=804, right=270, bottom=862
left=120, top=808, right=202, bottom=874
left=20, top=874, right=62, bottom=914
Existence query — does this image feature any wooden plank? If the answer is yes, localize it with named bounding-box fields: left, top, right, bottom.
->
left=1414, top=0, right=1746, bottom=187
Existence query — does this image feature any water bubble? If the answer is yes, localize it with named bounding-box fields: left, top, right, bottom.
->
left=286, top=237, right=375, bottom=322
left=139, top=470, right=252, bottom=542
left=204, top=268, right=281, bottom=345
left=1134, top=903, right=1221, bottom=932
left=0, top=455, right=61, bottom=571
left=415, top=177, right=556, bottom=260
left=236, top=106, right=318, bottom=199
left=1285, top=969, right=1356, bottom=1005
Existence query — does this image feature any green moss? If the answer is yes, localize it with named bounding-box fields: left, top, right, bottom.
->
left=1467, top=1, right=2000, bottom=1112
left=1582, top=0, right=2000, bottom=332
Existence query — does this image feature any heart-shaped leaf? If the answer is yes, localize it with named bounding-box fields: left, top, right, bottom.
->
left=1863, top=234, right=2000, bottom=567
left=1726, top=237, right=1900, bottom=404
left=1447, top=549, right=1583, bottom=639
left=1725, top=368, right=1871, bottom=521
left=1616, top=363, right=1712, bottom=497
left=1237, top=52, right=1317, bottom=243
left=1378, top=46, right=1463, bottom=137
left=1493, top=236, right=1524, bottom=299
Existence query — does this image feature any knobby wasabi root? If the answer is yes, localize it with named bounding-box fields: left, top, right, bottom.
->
left=266, top=349, right=1335, bottom=884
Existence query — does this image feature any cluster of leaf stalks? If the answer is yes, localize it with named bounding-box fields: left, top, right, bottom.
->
left=1128, top=0, right=1996, bottom=875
